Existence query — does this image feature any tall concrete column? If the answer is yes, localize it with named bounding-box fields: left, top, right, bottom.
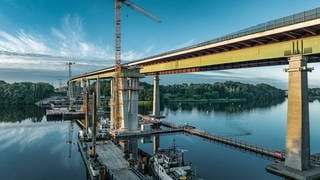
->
left=110, top=76, right=129, bottom=131
left=152, top=75, right=160, bottom=119
left=76, top=81, right=81, bottom=98
left=82, top=78, right=87, bottom=95
left=96, top=77, right=101, bottom=108
left=110, top=67, right=141, bottom=132
left=91, top=92, right=97, bottom=157
left=84, top=91, right=89, bottom=135
left=87, top=80, right=91, bottom=95
left=119, top=77, right=129, bottom=131
left=285, top=55, right=312, bottom=170
left=110, top=78, right=115, bottom=130
left=68, top=81, right=75, bottom=110
left=128, top=77, right=139, bottom=131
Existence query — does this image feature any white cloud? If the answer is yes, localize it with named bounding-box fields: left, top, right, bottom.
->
left=0, top=13, right=151, bottom=75
left=0, top=30, right=51, bottom=54
left=0, top=121, right=68, bottom=151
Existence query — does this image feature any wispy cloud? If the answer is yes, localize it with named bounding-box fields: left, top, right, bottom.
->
left=0, top=30, right=51, bottom=54
left=51, top=14, right=111, bottom=60
left=0, top=13, right=151, bottom=77
left=0, top=121, right=68, bottom=151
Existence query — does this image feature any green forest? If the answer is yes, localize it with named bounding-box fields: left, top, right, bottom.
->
left=0, top=81, right=54, bottom=104
left=309, top=88, right=320, bottom=100
left=91, top=80, right=286, bottom=103
left=2, top=79, right=320, bottom=106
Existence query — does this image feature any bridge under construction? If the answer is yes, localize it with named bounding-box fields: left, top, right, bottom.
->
left=69, top=6, right=320, bottom=180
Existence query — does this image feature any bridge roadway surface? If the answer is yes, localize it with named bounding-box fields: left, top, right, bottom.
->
left=70, top=8, right=320, bottom=82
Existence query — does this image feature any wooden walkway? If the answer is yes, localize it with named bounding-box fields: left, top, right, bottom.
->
left=150, top=117, right=320, bottom=164
left=111, top=128, right=184, bottom=138
left=139, top=115, right=285, bottom=160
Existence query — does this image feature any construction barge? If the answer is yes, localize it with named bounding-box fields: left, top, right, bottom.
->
left=77, top=132, right=146, bottom=180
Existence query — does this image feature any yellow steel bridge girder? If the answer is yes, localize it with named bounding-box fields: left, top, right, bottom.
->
left=70, top=35, right=320, bottom=83
left=140, top=35, right=320, bottom=73
left=72, top=72, right=114, bottom=82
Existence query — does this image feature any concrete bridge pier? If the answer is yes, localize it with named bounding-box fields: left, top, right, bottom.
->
left=78, top=82, right=81, bottom=95
left=84, top=90, right=89, bottom=135
left=110, top=67, right=142, bottom=132
left=70, top=81, right=81, bottom=101
left=73, top=81, right=81, bottom=99
left=266, top=55, right=320, bottom=179
left=127, top=77, right=140, bottom=131
left=67, top=81, right=72, bottom=100
left=87, top=79, right=91, bottom=95
left=82, top=78, right=88, bottom=95
left=96, top=77, right=101, bottom=108
left=152, top=74, right=160, bottom=120
left=68, top=81, right=74, bottom=109
left=285, top=55, right=311, bottom=170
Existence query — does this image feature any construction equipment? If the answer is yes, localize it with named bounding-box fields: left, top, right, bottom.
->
left=114, top=0, right=160, bottom=66
left=112, top=0, right=160, bottom=130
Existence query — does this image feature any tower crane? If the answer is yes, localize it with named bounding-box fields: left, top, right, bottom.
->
left=112, top=0, right=160, bottom=129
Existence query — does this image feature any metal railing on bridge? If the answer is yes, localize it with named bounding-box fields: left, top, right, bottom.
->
left=131, top=8, right=320, bottom=64
left=206, top=7, right=320, bottom=45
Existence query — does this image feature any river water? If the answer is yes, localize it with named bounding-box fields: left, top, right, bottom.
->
left=0, top=99, right=320, bottom=179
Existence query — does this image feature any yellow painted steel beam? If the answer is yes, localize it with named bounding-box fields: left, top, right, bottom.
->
left=141, top=36, right=320, bottom=74
left=70, top=36, right=320, bottom=83
left=71, top=72, right=114, bottom=82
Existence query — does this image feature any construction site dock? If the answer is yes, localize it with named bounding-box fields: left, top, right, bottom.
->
left=114, top=116, right=284, bottom=160
left=138, top=115, right=320, bottom=163
left=78, top=138, right=147, bottom=180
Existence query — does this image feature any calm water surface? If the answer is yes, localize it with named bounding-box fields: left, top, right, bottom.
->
left=1, top=100, right=320, bottom=179
left=0, top=105, right=86, bottom=180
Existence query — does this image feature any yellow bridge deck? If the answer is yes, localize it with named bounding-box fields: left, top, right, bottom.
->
left=70, top=8, right=320, bottom=82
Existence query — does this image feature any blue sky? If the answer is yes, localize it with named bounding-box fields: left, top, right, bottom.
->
left=0, top=0, right=319, bottom=88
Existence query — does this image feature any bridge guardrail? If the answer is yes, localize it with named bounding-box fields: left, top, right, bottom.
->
left=132, top=8, right=320, bottom=64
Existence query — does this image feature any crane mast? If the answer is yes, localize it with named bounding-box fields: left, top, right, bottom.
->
left=113, top=0, right=121, bottom=129
left=112, top=0, right=160, bottom=130
left=115, top=0, right=121, bottom=66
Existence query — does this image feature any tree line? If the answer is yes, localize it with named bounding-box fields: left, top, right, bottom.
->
left=157, top=81, right=285, bottom=103
left=0, top=80, right=54, bottom=104
left=90, top=80, right=285, bottom=103
left=309, top=88, right=320, bottom=100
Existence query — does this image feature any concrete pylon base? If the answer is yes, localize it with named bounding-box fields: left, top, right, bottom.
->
left=266, top=162, right=320, bottom=180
